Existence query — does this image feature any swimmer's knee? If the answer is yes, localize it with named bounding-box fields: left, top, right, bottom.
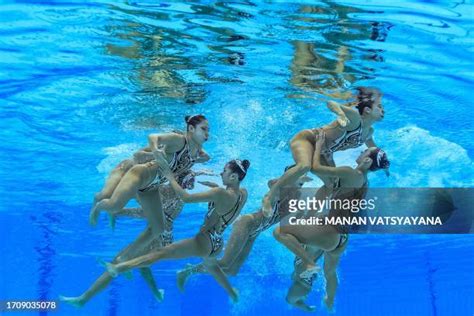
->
left=94, top=192, right=104, bottom=203
left=129, top=164, right=148, bottom=178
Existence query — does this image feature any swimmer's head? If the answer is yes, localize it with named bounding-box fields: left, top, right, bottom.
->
left=222, top=159, right=250, bottom=185
left=355, top=87, right=384, bottom=121
left=357, top=147, right=390, bottom=172
left=284, top=164, right=312, bottom=187
left=185, top=114, right=209, bottom=144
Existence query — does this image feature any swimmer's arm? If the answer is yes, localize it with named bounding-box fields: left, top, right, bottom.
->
left=133, top=146, right=154, bottom=163
left=198, top=181, right=220, bottom=188
left=364, top=127, right=377, bottom=147
left=163, top=167, right=224, bottom=203
left=148, top=133, right=183, bottom=154
left=313, top=165, right=356, bottom=179
left=195, top=149, right=211, bottom=163
left=327, top=100, right=360, bottom=127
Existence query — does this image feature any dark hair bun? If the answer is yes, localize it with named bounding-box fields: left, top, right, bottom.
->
left=241, top=159, right=250, bottom=171
left=184, top=115, right=191, bottom=123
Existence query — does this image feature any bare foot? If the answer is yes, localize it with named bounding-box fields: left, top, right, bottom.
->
left=154, top=289, right=165, bottom=302
left=176, top=264, right=193, bottom=292
left=89, top=203, right=102, bottom=226
left=290, top=300, right=316, bottom=312
left=59, top=295, right=85, bottom=308
left=230, top=287, right=239, bottom=303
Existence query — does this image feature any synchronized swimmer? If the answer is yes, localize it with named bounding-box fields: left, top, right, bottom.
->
left=263, top=87, right=386, bottom=215
left=62, top=86, right=392, bottom=312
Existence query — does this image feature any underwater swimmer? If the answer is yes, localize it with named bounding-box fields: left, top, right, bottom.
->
left=263, top=87, right=387, bottom=216
left=106, top=158, right=250, bottom=302
left=175, top=165, right=313, bottom=291
left=273, top=132, right=390, bottom=310
left=60, top=170, right=217, bottom=307
left=90, top=115, right=210, bottom=241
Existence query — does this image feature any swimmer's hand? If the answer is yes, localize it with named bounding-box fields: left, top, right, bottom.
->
left=337, top=114, right=350, bottom=127
left=315, top=131, right=326, bottom=147
left=198, top=181, right=219, bottom=188
left=157, top=165, right=173, bottom=179
left=134, top=151, right=154, bottom=164
left=327, top=100, right=350, bottom=127
left=154, top=151, right=170, bottom=170
left=153, top=148, right=167, bottom=161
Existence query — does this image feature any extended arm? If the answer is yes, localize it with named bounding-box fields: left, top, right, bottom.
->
left=194, top=149, right=211, bottom=163
left=364, top=127, right=377, bottom=147
left=156, top=153, right=223, bottom=203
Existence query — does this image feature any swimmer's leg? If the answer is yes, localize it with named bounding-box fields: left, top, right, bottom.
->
left=273, top=227, right=316, bottom=267
left=219, top=214, right=255, bottom=275
left=263, top=135, right=313, bottom=215
left=115, top=227, right=154, bottom=263
left=93, top=159, right=134, bottom=207
left=224, top=236, right=256, bottom=276
left=323, top=240, right=348, bottom=311
left=286, top=282, right=315, bottom=312
left=60, top=227, right=156, bottom=307
left=310, top=152, right=336, bottom=214
left=90, top=164, right=152, bottom=226
left=60, top=272, right=114, bottom=307
left=137, top=190, right=166, bottom=239
left=139, top=268, right=164, bottom=302
left=177, top=214, right=256, bottom=290
left=108, top=237, right=206, bottom=276
left=203, top=257, right=239, bottom=302
left=176, top=263, right=207, bottom=292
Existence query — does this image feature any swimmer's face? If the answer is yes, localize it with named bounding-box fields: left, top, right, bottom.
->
left=189, top=120, right=209, bottom=144
left=367, top=96, right=384, bottom=121
left=357, top=147, right=377, bottom=168
left=220, top=164, right=237, bottom=185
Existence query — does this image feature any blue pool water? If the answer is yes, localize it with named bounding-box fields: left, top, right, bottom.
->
left=1, top=0, right=473, bottom=315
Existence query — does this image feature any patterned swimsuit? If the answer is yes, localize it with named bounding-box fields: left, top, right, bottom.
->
left=202, top=194, right=242, bottom=256
left=139, top=137, right=197, bottom=192
left=249, top=200, right=282, bottom=239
